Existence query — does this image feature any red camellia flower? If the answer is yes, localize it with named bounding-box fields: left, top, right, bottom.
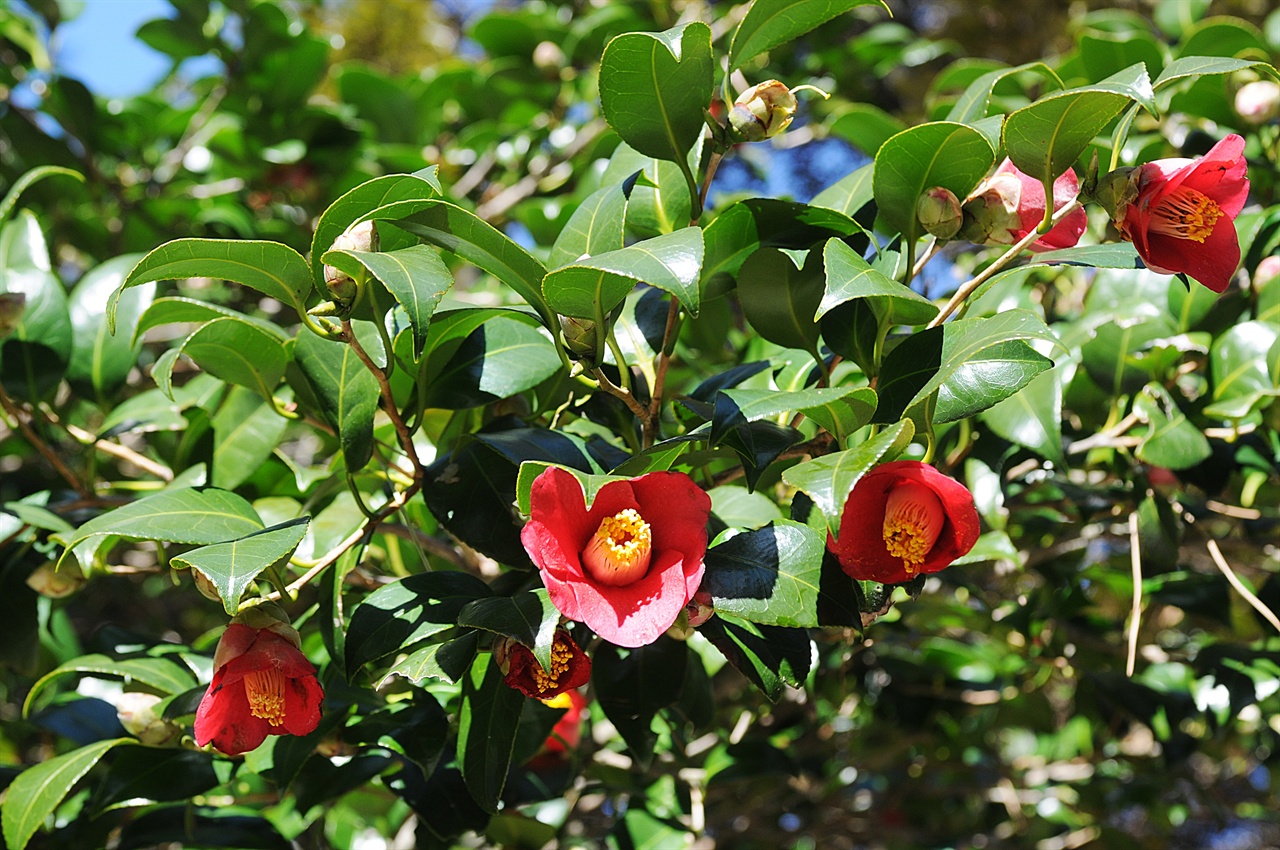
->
left=194, top=605, right=324, bottom=756
left=521, top=467, right=711, bottom=648
left=1106, top=134, right=1249, bottom=293
left=496, top=629, right=592, bottom=700
left=961, top=158, right=1087, bottom=252
left=828, top=460, right=981, bottom=585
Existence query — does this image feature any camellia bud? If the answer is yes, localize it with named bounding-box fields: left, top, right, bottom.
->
left=1235, top=80, right=1280, bottom=125
left=683, top=590, right=715, bottom=628
left=560, top=314, right=600, bottom=362
left=957, top=173, right=1022, bottom=244
left=916, top=186, right=963, bottom=240
left=729, top=80, right=798, bottom=142
left=116, top=692, right=180, bottom=746
left=0, top=292, right=25, bottom=335
left=1255, top=255, right=1280, bottom=287
left=323, top=220, right=379, bottom=304
left=25, top=560, right=86, bottom=598
left=191, top=568, right=223, bottom=603
left=533, top=41, right=565, bottom=77
left=1093, top=166, right=1141, bottom=223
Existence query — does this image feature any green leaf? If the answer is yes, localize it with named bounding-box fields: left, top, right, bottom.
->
left=423, top=314, right=560, bottom=409
left=375, top=200, right=552, bottom=328
left=0, top=166, right=83, bottom=227
left=66, top=254, right=150, bottom=396
left=781, top=419, right=914, bottom=534
left=592, top=638, right=689, bottom=762
left=1154, top=56, right=1278, bottom=89
left=810, top=163, right=875, bottom=218
left=2, top=738, right=132, bottom=850
left=698, top=615, right=811, bottom=700
left=172, top=518, right=310, bottom=615
left=599, top=23, right=713, bottom=170
left=543, top=227, right=703, bottom=319
left=324, top=245, right=454, bottom=360
left=24, top=655, right=197, bottom=716
left=293, top=324, right=381, bottom=471
left=1003, top=63, right=1155, bottom=183
left=799, top=387, right=878, bottom=444
left=945, top=62, right=1062, bottom=124
left=818, top=238, right=938, bottom=323
left=548, top=183, right=628, bottom=270
left=210, top=388, right=289, bottom=491
left=1029, top=242, right=1144, bottom=270
left=89, top=748, right=219, bottom=813
left=872, top=122, right=995, bottom=244
left=601, top=143, right=700, bottom=238
left=155, top=317, right=289, bottom=404
left=131, top=297, right=286, bottom=345
left=457, top=654, right=524, bottom=813
left=457, top=589, right=558, bottom=670
left=309, top=170, right=441, bottom=288
left=1134, top=382, right=1212, bottom=470
left=1080, top=313, right=1178, bottom=397
left=979, top=365, right=1064, bottom=464
left=345, top=572, right=493, bottom=672
left=702, top=520, right=825, bottom=627
left=1208, top=320, right=1280, bottom=418
left=737, top=247, right=824, bottom=354
left=109, top=239, right=314, bottom=332
left=56, top=488, right=263, bottom=569
left=876, top=309, right=1061, bottom=423
left=380, top=632, right=480, bottom=687
left=1079, top=30, right=1164, bottom=85
left=935, top=338, right=1054, bottom=423
left=0, top=211, right=72, bottom=400
left=828, top=104, right=904, bottom=157
left=729, top=0, right=888, bottom=70
left=712, top=385, right=876, bottom=443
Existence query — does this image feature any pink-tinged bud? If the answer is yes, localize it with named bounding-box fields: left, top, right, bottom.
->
left=1235, top=80, right=1280, bottom=125
left=1255, top=255, right=1280, bottom=287
left=917, top=186, right=963, bottom=240
left=958, top=174, right=1021, bottom=244
left=24, top=560, right=86, bottom=598
left=730, top=80, right=798, bottom=142
left=323, top=220, right=378, bottom=303
left=0, top=292, right=25, bottom=334
left=683, top=590, right=715, bottom=627
left=960, top=159, right=1087, bottom=252
left=533, top=41, right=565, bottom=76
left=116, top=692, right=181, bottom=746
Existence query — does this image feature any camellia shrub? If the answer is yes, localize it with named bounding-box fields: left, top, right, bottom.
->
left=2, top=0, right=1280, bottom=848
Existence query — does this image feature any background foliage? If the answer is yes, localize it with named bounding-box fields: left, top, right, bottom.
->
left=2, top=1, right=1280, bottom=849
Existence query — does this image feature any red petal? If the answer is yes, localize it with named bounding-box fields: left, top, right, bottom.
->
left=217, top=630, right=318, bottom=687
left=277, top=674, right=325, bottom=736
left=1143, top=220, right=1241, bottom=293
left=194, top=677, right=270, bottom=755
left=570, top=547, right=691, bottom=647
left=210, top=623, right=258, bottom=671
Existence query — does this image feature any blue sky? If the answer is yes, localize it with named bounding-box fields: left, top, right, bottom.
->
left=53, top=0, right=179, bottom=97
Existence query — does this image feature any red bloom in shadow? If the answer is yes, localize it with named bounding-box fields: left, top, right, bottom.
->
left=521, top=467, right=711, bottom=648
left=497, top=629, right=592, bottom=700
left=194, top=616, right=324, bottom=756
left=1114, top=134, right=1249, bottom=293
left=540, top=689, right=588, bottom=757
left=828, top=460, right=981, bottom=585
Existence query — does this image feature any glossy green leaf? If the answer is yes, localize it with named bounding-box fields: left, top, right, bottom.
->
left=737, top=247, right=824, bottom=354
left=381, top=631, right=479, bottom=688
left=131, top=297, right=286, bottom=345
left=293, top=323, right=380, bottom=471
left=876, top=309, right=1061, bottom=422
left=979, top=365, right=1064, bottom=464
left=945, top=62, right=1062, bottom=123
left=548, top=183, right=628, bottom=269
left=345, top=572, right=493, bottom=671
left=1154, top=56, right=1278, bottom=89
left=935, top=338, right=1054, bottom=423
left=374, top=199, right=552, bottom=327
left=781, top=419, right=914, bottom=533
left=154, top=316, right=289, bottom=404
left=324, top=245, right=454, bottom=360
left=543, top=227, right=703, bottom=319
left=592, top=638, right=689, bottom=761
left=599, top=23, right=713, bottom=169
left=1080, top=313, right=1178, bottom=396
left=67, top=254, right=150, bottom=396
left=458, top=654, right=524, bottom=813
left=828, top=104, right=904, bottom=157
left=601, top=143, right=700, bottom=238
left=729, top=0, right=888, bottom=70
left=0, top=166, right=83, bottom=226
left=1134, top=382, right=1212, bottom=470
left=698, top=615, right=811, bottom=701
left=457, top=589, right=558, bottom=670
left=873, top=122, right=995, bottom=244
left=1079, top=30, right=1164, bottom=84
left=1003, top=63, right=1155, bottom=182
left=109, top=238, right=314, bottom=331
left=818, top=238, right=938, bottom=323
left=712, top=386, right=875, bottom=444
left=210, top=386, right=289, bottom=490
left=2, top=738, right=132, bottom=850
left=702, top=520, right=825, bottom=627
left=1029, top=242, right=1144, bottom=270
left=423, top=314, right=560, bottom=409
left=1208, top=320, right=1280, bottom=418
left=0, top=211, right=72, bottom=400
left=89, top=748, right=219, bottom=813
left=810, top=162, right=875, bottom=218
left=309, top=169, right=441, bottom=287
left=799, top=387, right=878, bottom=444
left=24, top=655, right=197, bottom=716
left=56, top=487, right=263, bottom=568
left=172, top=518, right=310, bottom=615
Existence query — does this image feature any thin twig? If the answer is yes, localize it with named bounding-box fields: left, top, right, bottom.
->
left=911, top=238, right=940, bottom=280
left=0, top=386, right=92, bottom=497
left=1207, top=539, right=1280, bottom=635
left=591, top=366, right=649, bottom=421
left=38, top=408, right=173, bottom=482
left=1126, top=511, right=1142, bottom=677
left=342, top=320, right=423, bottom=479
left=475, top=119, right=606, bottom=221
left=927, top=199, right=1082, bottom=329
left=1066, top=412, right=1142, bottom=455
left=643, top=298, right=682, bottom=448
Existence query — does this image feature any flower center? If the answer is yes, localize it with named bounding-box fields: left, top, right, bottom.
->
left=581, top=508, right=652, bottom=586
left=1149, top=187, right=1223, bottom=243
left=882, top=482, right=945, bottom=575
left=243, top=668, right=288, bottom=726
left=531, top=639, right=574, bottom=696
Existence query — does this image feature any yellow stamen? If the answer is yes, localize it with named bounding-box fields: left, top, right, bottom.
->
left=243, top=668, right=287, bottom=725
left=531, top=639, right=574, bottom=696
left=581, top=508, right=652, bottom=586
left=1148, top=187, right=1223, bottom=243
left=882, top=482, right=945, bottom=575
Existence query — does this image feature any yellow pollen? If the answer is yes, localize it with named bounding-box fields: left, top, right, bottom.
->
left=581, top=508, right=652, bottom=586
left=1149, top=187, right=1223, bottom=243
left=531, top=639, right=574, bottom=696
left=882, top=482, right=945, bottom=575
left=243, top=668, right=288, bottom=725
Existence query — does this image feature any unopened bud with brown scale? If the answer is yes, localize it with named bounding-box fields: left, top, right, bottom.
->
left=0, top=292, right=25, bottom=335
left=916, top=186, right=963, bottom=240
left=323, top=220, right=378, bottom=304
left=730, top=80, right=798, bottom=142
left=25, top=560, right=86, bottom=598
